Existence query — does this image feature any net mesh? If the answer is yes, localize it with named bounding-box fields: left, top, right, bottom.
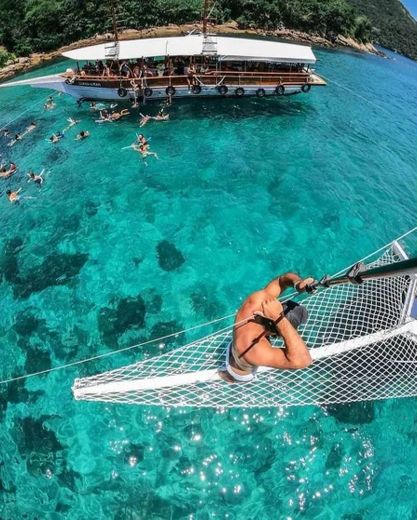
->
left=73, top=246, right=417, bottom=408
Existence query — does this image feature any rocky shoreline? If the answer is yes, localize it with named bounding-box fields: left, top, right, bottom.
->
left=0, top=21, right=384, bottom=83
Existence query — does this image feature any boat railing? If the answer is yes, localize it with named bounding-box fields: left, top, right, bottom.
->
left=63, top=70, right=322, bottom=89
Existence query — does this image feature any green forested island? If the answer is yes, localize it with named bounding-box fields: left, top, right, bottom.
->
left=0, top=0, right=416, bottom=66
left=348, top=0, right=417, bottom=60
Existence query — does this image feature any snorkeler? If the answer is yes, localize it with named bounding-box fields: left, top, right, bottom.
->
left=75, top=130, right=90, bottom=140
left=27, top=170, right=44, bottom=185
left=6, top=188, right=22, bottom=203
left=44, top=96, right=56, bottom=110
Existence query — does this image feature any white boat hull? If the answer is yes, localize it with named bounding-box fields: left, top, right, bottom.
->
left=1, top=74, right=307, bottom=101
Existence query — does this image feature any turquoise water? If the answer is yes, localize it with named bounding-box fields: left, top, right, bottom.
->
left=1, top=48, right=417, bottom=519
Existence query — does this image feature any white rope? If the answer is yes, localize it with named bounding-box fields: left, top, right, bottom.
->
left=321, top=74, right=392, bottom=116
left=0, top=94, right=54, bottom=133
left=1, top=225, right=416, bottom=387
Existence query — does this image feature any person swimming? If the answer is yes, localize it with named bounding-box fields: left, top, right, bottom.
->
left=6, top=188, right=21, bottom=203
left=139, top=113, right=152, bottom=127
left=27, top=171, right=44, bottom=185
left=97, top=110, right=111, bottom=122
left=152, top=110, right=169, bottom=122
left=7, top=133, right=22, bottom=147
left=62, top=117, right=80, bottom=133
left=135, top=134, right=158, bottom=159
left=49, top=132, right=64, bottom=143
left=110, top=109, right=130, bottom=121
left=75, top=130, right=90, bottom=140
left=44, top=96, right=56, bottom=110
left=0, top=162, right=17, bottom=178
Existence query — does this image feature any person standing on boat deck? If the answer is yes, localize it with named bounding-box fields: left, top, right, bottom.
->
left=221, top=273, right=314, bottom=383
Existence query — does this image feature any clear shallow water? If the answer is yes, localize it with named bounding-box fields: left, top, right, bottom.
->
left=1, top=49, right=417, bottom=519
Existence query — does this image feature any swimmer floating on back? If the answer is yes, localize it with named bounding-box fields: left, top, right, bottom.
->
left=110, top=109, right=130, bottom=121
left=0, top=162, right=17, bottom=178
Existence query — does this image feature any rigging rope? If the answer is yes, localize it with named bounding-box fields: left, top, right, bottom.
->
left=1, top=225, right=417, bottom=387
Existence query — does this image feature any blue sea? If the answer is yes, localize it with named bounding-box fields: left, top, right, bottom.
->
left=1, top=47, right=417, bottom=519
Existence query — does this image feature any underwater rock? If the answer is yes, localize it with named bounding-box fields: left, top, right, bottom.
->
left=58, top=213, right=81, bottom=234
left=191, top=289, right=224, bottom=320
left=142, top=492, right=193, bottom=519
left=17, top=416, right=64, bottom=457
left=98, top=307, right=118, bottom=347
left=24, top=347, right=52, bottom=373
left=116, top=295, right=146, bottom=331
left=0, top=237, right=23, bottom=284
left=98, top=295, right=146, bottom=347
left=156, top=240, right=185, bottom=271
left=325, top=443, right=344, bottom=470
left=13, top=252, right=88, bottom=299
left=6, top=379, right=43, bottom=405
left=84, top=200, right=99, bottom=217
left=13, top=311, right=42, bottom=336
left=132, top=256, right=142, bottom=267
left=150, top=321, right=181, bottom=340
left=56, top=503, right=72, bottom=514
left=0, top=394, right=7, bottom=421
left=57, top=466, right=82, bottom=492
left=327, top=401, right=375, bottom=424
left=147, top=293, right=162, bottom=314
left=0, top=477, right=16, bottom=494
left=26, top=450, right=55, bottom=477
left=123, top=443, right=145, bottom=466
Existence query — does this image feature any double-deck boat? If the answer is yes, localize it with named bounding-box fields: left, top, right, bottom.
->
left=1, top=3, right=326, bottom=102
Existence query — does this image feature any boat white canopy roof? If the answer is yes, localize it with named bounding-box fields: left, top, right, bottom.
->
left=62, top=34, right=317, bottom=64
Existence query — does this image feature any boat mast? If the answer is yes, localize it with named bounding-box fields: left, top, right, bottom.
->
left=110, top=0, right=119, bottom=42
left=202, top=0, right=210, bottom=35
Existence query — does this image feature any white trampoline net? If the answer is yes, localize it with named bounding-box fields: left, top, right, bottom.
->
left=73, top=246, right=417, bottom=408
